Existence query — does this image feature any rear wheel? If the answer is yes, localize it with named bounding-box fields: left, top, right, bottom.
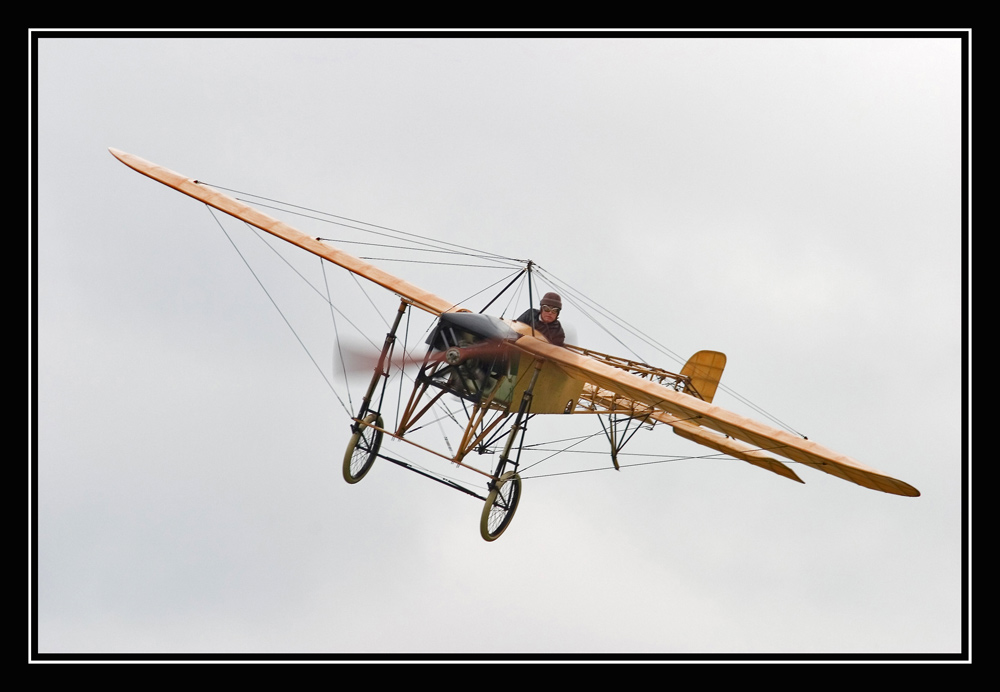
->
left=343, top=413, right=383, bottom=484
left=480, top=471, right=521, bottom=541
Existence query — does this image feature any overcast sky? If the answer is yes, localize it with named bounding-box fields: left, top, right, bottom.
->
left=33, top=32, right=967, bottom=659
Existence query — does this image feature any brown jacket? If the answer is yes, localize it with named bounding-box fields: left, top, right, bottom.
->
left=515, top=308, right=565, bottom=347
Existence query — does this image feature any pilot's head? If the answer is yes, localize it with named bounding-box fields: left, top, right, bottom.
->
left=540, top=292, right=562, bottom=324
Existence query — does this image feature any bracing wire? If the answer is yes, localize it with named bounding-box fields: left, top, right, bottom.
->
left=322, top=259, right=353, bottom=412
left=519, top=450, right=739, bottom=480
left=244, top=221, right=381, bottom=352
left=207, top=180, right=806, bottom=445
left=206, top=207, right=352, bottom=417
left=535, top=265, right=804, bottom=437
left=199, top=181, right=527, bottom=269
left=347, top=270, right=391, bottom=330
left=456, top=268, right=526, bottom=314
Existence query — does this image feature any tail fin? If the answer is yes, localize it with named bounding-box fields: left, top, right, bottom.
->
left=680, top=351, right=727, bottom=403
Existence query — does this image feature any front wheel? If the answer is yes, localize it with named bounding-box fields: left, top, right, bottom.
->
left=480, top=471, right=522, bottom=541
left=343, top=413, right=383, bottom=484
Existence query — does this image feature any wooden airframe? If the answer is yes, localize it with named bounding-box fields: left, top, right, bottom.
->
left=110, top=148, right=920, bottom=542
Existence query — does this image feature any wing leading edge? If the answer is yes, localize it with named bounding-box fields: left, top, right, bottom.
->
left=513, top=337, right=919, bottom=497
left=109, top=148, right=456, bottom=316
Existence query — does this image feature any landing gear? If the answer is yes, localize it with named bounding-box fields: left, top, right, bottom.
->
left=476, top=359, right=541, bottom=541
left=480, top=471, right=522, bottom=541
left=341, top=298, right=540, bottom=543
left=342, top=301, right=407, bottom=484
left=343, top=413, right=383, bottom=484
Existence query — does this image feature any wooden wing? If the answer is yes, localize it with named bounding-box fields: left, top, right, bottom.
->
left=512, top=337, right=920, bottom=497
left=109, top=149, right=457, bottom=316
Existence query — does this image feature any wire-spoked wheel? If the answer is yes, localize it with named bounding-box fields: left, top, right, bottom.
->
left=343, top=413, right=383, bottom=484
left=480, top=471, right=522, bottom=541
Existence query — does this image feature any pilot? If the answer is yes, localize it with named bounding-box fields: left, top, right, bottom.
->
left=516, top=292, right=566, bottom=346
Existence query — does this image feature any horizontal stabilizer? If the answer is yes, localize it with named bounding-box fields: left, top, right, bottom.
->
left=671, top=422, right=804, bottom=484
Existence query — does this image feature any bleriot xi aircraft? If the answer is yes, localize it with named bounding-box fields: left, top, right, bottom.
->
left=111, top=148, right=920, bottom=542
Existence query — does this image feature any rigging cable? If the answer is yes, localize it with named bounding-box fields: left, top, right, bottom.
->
left=520, top=450, right=741, bottom=480
left=322, top=258, right=353, bottom=411
left=207, top=182, right=806, bottom=441
left=244, top=221, right=381, bottom=352
left=206, top=207, right=352, bottom=417
left=200, top=182, right=526, bottom=268
left=535, top=265, right=805, bottom=437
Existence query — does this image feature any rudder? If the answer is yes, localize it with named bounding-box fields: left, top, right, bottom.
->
left=680, top=350, right=727, bottom=403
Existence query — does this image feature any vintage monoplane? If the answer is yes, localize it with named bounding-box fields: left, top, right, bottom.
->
left=111, top=148, right=920, bottom=542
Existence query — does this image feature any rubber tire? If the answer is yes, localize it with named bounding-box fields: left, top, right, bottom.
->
left=480, top=471, right=522, bottom=541
left=343, top=413, right=383, bottom=484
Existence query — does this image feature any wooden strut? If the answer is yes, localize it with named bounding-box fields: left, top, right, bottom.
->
left=393, top=351, right=502, bottom=462
left=395, top=373, right=445, bottom=438
left=455, top=404, right=510, bottom=463
left=370, top=306, right=525, bottom=480
left=353, top=417, right=498, bottom=481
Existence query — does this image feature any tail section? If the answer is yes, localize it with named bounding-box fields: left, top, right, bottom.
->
left=680, top=350, right=726, bottom=403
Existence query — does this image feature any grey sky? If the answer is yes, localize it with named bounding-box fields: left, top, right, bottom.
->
left=34, top=32, right=966, bottom=657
